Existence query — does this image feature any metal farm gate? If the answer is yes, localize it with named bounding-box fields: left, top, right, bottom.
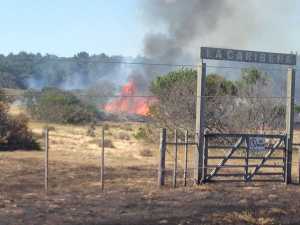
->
left=202, top=133, right=287, bottom=183
left=157, top=130, right=288, bottom=187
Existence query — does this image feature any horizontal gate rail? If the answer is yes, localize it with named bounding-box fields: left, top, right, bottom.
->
left=255, top=173, right=284, bottom=176
left=214, top=173, right=245, bottom=177
left=211, top=179, right=285, bottom=183
left=166, top=142, right=197, bottom=146
left=205, top=164, right=284, bottom=168
left=207, top=145, right=285, bottom=150
left=206, top=133, right=286, bottom=139
left=214, top=173, right=284, bottom=177
left=208, top=156, right=284, bottom=160
left=250, top=179, right=284, bottom=182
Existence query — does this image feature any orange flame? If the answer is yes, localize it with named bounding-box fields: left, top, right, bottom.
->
left=104, top=81, right=153, bottom=116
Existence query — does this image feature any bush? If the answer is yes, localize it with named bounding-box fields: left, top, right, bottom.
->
left=134, top=127, right=148, bottom=140
left=0, top=102, right=39, bottom=150
left=117, top=132, right=130, bottom=140
left=99, top=139, right=114, bottom=148
left=133, top=126, right=158, bottom=143
left=25, top=88, right=100, bottom=124
left=102, top=123, right=110, bottom=131
left=86, top=123, right=96, bottom=137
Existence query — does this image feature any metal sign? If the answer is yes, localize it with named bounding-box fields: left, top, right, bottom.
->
left=248, top=137, right=266, bottom=151
left=201, top=47, right=297, bottom=65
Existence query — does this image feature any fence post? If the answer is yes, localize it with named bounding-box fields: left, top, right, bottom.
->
left=184, top=130, right=188, bottom=187
left=172, top=129, right=178, bottom=188
left=44, top=128, right=49, bottom=194
left=158, top=128, right=167, bottom=187
left=285, top=68, right=295, bottom=184
left=194, top=63, right=206, bottom=184
left=201, top=130, right=208, bottom=183
left=101, top=127, right=105, bottom=192
left=245, top=136, right=249, bottom=182
left=299, top=146, right=300, bottom=184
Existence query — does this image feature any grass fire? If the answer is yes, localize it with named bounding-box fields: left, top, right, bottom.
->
left=104, top=80, right=153, bottom=116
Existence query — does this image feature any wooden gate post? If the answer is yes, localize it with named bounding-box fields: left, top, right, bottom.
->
left=201, top=130, right=208, bottom=183
left=158, top=128, right=167, bottom=187
left=44, top=128, right=49, bottom=193
left=184, top=130, right=189, bottom=186
left=285, top=68, right=295, bottom=184
left=172, top=129, right=178, bottom=188
left=101, top=127, right=105, bottom=192
left=194, top=63, right=206, bottom=184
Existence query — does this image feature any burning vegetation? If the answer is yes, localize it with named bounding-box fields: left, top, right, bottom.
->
left=104, top=81, right=154, bottom=116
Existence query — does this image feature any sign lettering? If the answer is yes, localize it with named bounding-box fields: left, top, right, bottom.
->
left=201, top=47, right=297, bottom=65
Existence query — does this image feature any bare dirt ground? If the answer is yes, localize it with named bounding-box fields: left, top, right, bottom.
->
left=1, top=121, right=300, bottom=225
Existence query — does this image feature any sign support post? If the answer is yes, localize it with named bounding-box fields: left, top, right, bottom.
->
left=194, top=63, right=206, bottom=185
left=285, top=68, right=295, bottom=184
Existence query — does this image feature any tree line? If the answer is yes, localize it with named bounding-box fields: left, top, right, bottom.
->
left=0, top=51, right=123, bottom=90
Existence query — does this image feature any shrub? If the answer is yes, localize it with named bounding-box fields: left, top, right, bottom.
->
left=25, top=88, right=100, bottom=124
left=102, top=123, right=110, bottom=131
left=0, top=102, right=39, bottom=150
left=86, top=123, right=96, bottom=137
left=133, top=126, right=159, bottom=143
left=117, top=132, right=130, bottom=140
left=134, top=127, right=148, bottom=140
left=99, top=139, right=114, bottom=148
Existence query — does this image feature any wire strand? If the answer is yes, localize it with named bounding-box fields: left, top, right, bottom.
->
left=0, top=92, right=291, bottom=99
left=0, top=58, right=299, bottom=72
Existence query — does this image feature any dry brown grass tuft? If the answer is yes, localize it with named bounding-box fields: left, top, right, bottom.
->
left=117, top=131, right=130, bottom=140
left=120, top=123, right=133, bottom=131
left=139, top=149, right=153, bottom=157
left=223, top=211, right=274, bottom=225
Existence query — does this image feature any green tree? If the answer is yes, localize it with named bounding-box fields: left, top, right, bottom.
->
left=233, top=68, right=285, bottom=132
left=150, top=69, right=237, bottom=132
left=25, top=88, right=100, bottom=124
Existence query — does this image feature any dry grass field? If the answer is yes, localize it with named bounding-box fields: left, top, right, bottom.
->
left=1, top=106, right=300, bottom=224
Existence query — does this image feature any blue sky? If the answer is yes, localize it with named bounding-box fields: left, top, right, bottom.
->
left=0, top=0, right=144, bottom=56
left=0, top=0, right=300, bottom=57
